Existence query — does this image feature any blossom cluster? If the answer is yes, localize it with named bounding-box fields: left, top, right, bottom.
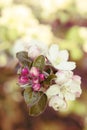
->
left=16, top=41, right=82, bottom=116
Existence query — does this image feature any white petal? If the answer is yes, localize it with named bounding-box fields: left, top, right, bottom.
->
left=55, top=70, right=73, bottom=84
left=26, top=39, right=48, bottom=52
left=46, top=84, right=60, bottom=99
left=62, top=77, right=82, bottom=100
left=49, top=95, right=67, bottom=110
left=72, top=75, right=81, bottom=84
left=47, top=44, right=59, bottom=61
left=65, top=92, right=76, bottom=101
left=28, top=45, right=40, bottom=58
left=28, top=40, right=48, bottom=57
left=49, top=44, right=59, bottom=53
left=58, top=50, right=69, bottom=61
left=55, top=61, right=76, bottom=70
left=69, top=79, right=82, bottom=95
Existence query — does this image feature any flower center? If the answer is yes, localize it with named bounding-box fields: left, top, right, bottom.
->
left=60, top=86, right=69, bottom=95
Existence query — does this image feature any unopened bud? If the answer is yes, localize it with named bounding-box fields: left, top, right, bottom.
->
left=19, top=76, right=29, bottom=85
left=32, top=83, right=41, bottom=91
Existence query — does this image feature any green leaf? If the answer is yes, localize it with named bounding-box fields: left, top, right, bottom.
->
left=29, top=92, right=47, bottom=116
left=32, top=55, right=45, bottom=71
left=24, top=87, right=47, bottom=116
left=16, top=51, right=32, bottom=67
left=24, top=87, right=41, bottom=107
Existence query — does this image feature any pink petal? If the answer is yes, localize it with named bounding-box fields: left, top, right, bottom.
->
left=32, top=83, right=41, bottom=91
left=30, top=67, right=39, bottom=77
left=39, top=74, right=45, bottom=81
left=21, top=67, right=29, bottom=76
left=33, top=78, right=39, bottom=84
left=19, top=76, right=29, bottom=85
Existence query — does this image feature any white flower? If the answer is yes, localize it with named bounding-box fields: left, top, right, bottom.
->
left=25, top=40, right=48, bottom=59
left=45, top=84, right=60, bottom=99
left=70, top=75, right=82, bottom=98
left=47, top=44, right=76, bottom=70
left=46, top=74, right=82, bottom=102
left=12, top=38, right=48, bottom=59
left=49, top=95, right=67, bottom=111
left=58, top=75, right=82, bottom=101
left=55, top=70, right=73, bottom=85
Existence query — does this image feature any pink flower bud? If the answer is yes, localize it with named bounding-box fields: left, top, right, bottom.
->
left=21, top=67, right=29, bottom=76
left=33, top=78, right=39, bottom=84
left=39, top=74, right=45, bottom=81
left=32, top=83, right=41, bottom=91
left=30, top=67, right=39, bottom=77
left=19, top=76, right=29, bottom=85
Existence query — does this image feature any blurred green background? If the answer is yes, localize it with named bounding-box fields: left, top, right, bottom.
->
left=0, top=0, right=87, bottom=130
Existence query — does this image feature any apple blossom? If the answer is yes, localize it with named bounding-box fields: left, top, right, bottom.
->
left=46, top=73, right=82, bottom=102
left=13, top=38, right=48, bottom=59
left=55, top=70, right=73, bottom=85
left=25, top=40, right=48, bottom=59
left=47, top=44, right=76, bottom=70
left=45, top=84, right=60, bottom=99
left=49, top=95, right=67, bottom=110
left=57, top=75, right=82, bottom=101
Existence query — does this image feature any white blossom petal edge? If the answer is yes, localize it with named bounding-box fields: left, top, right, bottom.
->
left=13, top=38, right=48, bottom=59
left=58, top=75, right=82, bottom=101
left=45, top=84, right=60, bottom=99
left=47, top=44, right=76, bottom=70
left=49, top=95, right=67, bottom=110
left=55, top=70, right=73, bottom=85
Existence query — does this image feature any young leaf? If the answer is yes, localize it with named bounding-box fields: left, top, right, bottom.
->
left=24, top=87, right=41, bottom=107
left=32, top=55, right=45, bottom=71
left=29, top=92, right=47, bottom=116
left=16, top=51, right=32, bottom=68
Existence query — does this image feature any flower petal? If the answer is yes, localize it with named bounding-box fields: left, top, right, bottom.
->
left=61, top=76, right=82, bottom=100
left=49, top=95, right=67, bottom=110
left=55, top=70, right=73, bottom=84
left=69, top=78, right=82, bottom=95
left=58, top=50, right=69, bottom=61
left=47, top=44, right=59, bottom=61
left=65, top=92, right=76, bottom=101
left=55, top=61, right=76, bottom=70
left=46, top=84, right=60, bottom=99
